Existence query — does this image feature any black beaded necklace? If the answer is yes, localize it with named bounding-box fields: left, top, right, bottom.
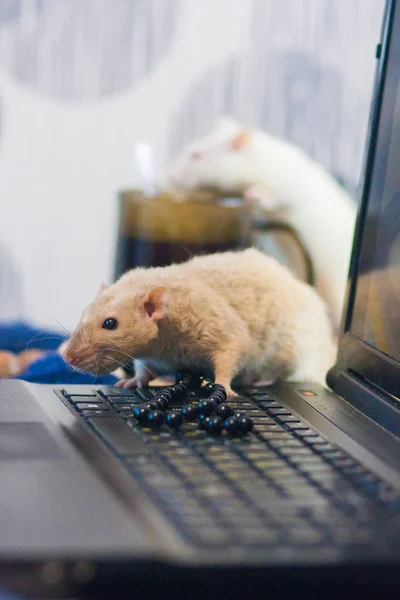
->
left=131, top=371, right=253, bottom=436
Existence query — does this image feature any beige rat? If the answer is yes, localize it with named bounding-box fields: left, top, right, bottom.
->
left=62, top=249, right=334, bottom=396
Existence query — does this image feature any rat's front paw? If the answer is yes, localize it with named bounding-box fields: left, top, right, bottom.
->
left=244, top=184, right=279, bottom=211
left=115, top=376, right=150, bottom=389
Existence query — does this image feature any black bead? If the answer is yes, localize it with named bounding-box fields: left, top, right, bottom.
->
left=201, top=381, right=215, bottom=395
left=145, top=401, right=158, bottom=411
left=181, top=404, right=198, bottom=421
left=166, top=411, right=183, bottom=429
left=197, top=414, right=207, bottom=429
left=203, top=415, right=224, bottom=435
left=180, top=380, right=190, bottom=389
left=156, top=390, right=173, bottom=401
left=224, top=417, right=240, bottom=435
left=237, top=415, right=253, bottom=433
left=189, top=372, right=205, bottom=388
left=210, top=392, right=226, bottom=405
left=197, top=399, right=217, bottom=416
left=154, top=398, right=169, bottom=410
left=211, top=384, right=227, bottom=400
left=148, top=410, right=165, bottom=428
left=172, top=384, right=186, bottom=399
left=133, top=406, right=150, bottom=425
left=155, top=390, right=171, bottom=402
left=234, top=411, right=245, bottom=420
left=216, top=404, right=234, bottom=418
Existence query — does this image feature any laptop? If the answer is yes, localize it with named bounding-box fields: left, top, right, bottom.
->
left=2, top=1, right=400, bottom=598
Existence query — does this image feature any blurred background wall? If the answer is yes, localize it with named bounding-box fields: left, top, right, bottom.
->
left=0, top=0, right=385, bottom=328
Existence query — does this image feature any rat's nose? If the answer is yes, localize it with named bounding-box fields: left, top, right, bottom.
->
left=64, top=350, right=79, bottom=366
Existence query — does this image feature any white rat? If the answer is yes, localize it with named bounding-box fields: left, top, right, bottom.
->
left=166, top=117, right=357, bottom=331
left=61, top=248, right=334, bottom=395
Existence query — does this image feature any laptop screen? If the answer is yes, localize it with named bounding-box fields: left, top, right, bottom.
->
left=350, top=1, right=400, bottom=362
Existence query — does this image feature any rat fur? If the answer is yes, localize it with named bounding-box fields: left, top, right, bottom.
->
left=62, top=249, right=334, bottom=396
left=166, top=117, right=356, bottom=331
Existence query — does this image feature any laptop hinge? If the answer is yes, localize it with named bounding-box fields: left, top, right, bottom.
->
left=327, top=368, right=400, bottom=439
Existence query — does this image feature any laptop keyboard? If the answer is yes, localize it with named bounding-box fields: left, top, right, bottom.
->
left=60, top=386, right=400, bottom=554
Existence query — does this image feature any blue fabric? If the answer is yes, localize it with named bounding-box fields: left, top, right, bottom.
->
left=0, top=321, right=118, bottom=385
left=0, top=320, right=64, bottom=352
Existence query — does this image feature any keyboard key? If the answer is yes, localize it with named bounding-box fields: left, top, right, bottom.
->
left=302, top=435, right=327, bottom=445
left=111, top=397, right=142, bottom=405
left=267, top=439, right=304, bottom=449
left=100, top=387, right=139, bottom=398
left=257, top=400, right=282, bottom=408
left=252, top=416, right=275, bottom=424
left=76, top=402, right=105, bottom=411
left=282, top=483, right=324, bottom=500
left=118, top=409, right=136, bottom=419
left=290, top=527, right=323, bottom=546
left=136, top=388, right=157, bottom=400
left=257, top=462, right=294, bottom=474
left=317, top=447, right=342, bottom=458
left=88, top=417, right=145, bottom=454
left=330, top=457, right=358, bottom=469
left=276, top=415, right=302, bottom=424
left=278, top=447, right=315, bottom=457
left=69, top=395, right=98, bottom=404
left=266, top=407, right=291, bottom=416
left=64, top=389, right=96, bottom=399
left=299, top=463, right=334, bottom=475
left=241, top=527, right=279, bottom=546
left=254, top=426, right=287, bottom=436
left=287, top=425, right=316, bottom=433
left=240, top=410, right=266, bottom=417
left=232, top=396, right=256, bottom=403
left=340, top=464, right=368, bottom=477
left=193, top=527, right=232, bottom=547
left=116, top=404, right=138, bottom=411
left=258, top=431, right=294, bottom=441
left=82, top=409, right=114, bottom=418
left=288, top=455, right=326, bottom=466
left=243, top=453, right=278, bottom=465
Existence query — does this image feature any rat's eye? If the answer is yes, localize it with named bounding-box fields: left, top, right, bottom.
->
left=102, top=318, right=118, bottom=330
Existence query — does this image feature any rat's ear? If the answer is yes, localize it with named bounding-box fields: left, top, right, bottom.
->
left=143, top=286, right=170, bottom=321
left=231, top=129, right=251, bottom=151
left=97, top=282, right=108, bottom=296
left=215, top=115, right=241, bottom=134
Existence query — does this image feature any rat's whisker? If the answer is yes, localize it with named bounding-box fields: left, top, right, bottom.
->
left=25, top=333, right=66, bottom=350
left=97, top=360, right=113, bottom=372
left=96, top=347, right=136, bottom=364
left=94, top=348, right=157, bottom=380
left=46, top=317, right=72, bottom=340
